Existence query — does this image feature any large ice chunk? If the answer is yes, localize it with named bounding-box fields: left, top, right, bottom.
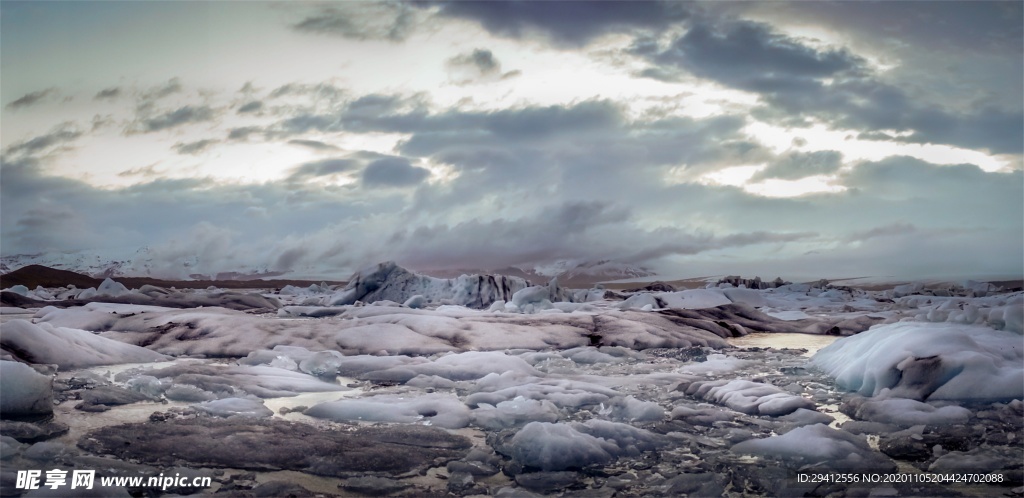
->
left=600, top=396, right=665, bottom=422
left=684, top=379, right=815, bottom=416
left=34, top=303, right=728, bottom=357
left=843, top=397, right=971, bottom=426
left=139, top=363, right=347, bottom=398
left=0, top=361, right=53, bottom=417
left=506, top=420, right=664, bottom=471
left=3, top=285, right=29, bottom=296
left=812, top=322, right=1024, bottom=402
left=467, top=377, right=619, bottom=409
left=732, top=423, right=895, bottom=472
left=471, top=396, right=560, bottom=430
left=305, top=393, right=471, bottom=429
left=507, top=422, right=618, bottom=471
left=97, top=278, right=130, bottom=297
left=329, top=261, right=531, bottom=309
left=614, top=293, right=657, bottom=311
left=196, top=397, right=274, bottom=418
left=654, top=290, right=732, bottom=309
left=0, top=320, right=168, bottom=368
left=721, top=288, right=766, bottom=307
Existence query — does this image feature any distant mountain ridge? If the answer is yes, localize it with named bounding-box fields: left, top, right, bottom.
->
left=0, top=264, right=344, bottom=290
left=1, top=248, right=146, bottom=279
left=1, top=250, right=655, bottom=288
left=421, top=260, right=655, bottom=287
left=1, top=249, right=292, bottom=281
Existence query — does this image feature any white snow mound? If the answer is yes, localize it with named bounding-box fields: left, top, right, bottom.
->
left=812, top=322, right=1024, bottom=402
left=1, top=319, right=169, bottom=368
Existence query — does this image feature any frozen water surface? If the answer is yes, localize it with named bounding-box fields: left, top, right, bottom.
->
left=1, top=269, right=1021, bottom=496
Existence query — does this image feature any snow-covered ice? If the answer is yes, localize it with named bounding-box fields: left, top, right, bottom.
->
left=682, top=378, right=816, bottom=416
left=196, top=397, right=274, bottom=418
left=0, top=361, right=53, bottom=417
left=0, top=319, right=168, bottom=368
left=504, top=420, right=664, bottom=471
left=732, top=423, right=895, bottom=471
left=2, top=268, right=1022, bottom=496
left=305, top=393, right=472, bottom=429
left=812, top=322, right=1024, bottom=401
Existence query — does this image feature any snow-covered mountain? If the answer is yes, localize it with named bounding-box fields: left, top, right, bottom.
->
left=0, top=248, right=143, bottom=278
left=1, top=249, right=654, bottom=286
left=0, top=248, right=283, bottom=281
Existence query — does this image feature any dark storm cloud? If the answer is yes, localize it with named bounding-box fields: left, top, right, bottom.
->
left=394, top=201, right=630, bottom=268
left=657, top=21, right=865, bottom=85
left=839, top=156, right=1021, bottom=201
left=237, top=101, right=263, bottom=114
left=264, top=93, right=622, bottom=139
left=260, top=95, right=755, bottom=213
left=641, top=19, right=1024, bottom=154
left=621, top=230, right=816, bottom=263
left=94, top=87, right=122, bottom=100
left=174, top=139, right=220, bottom=155
left=743, top=1, right=1023, bottom=55
left=3, top=124, right=82, bottom=156
left=287, top=158, right=359, bottom=182
left=7, top=206, right=99, bottom=252
left=898, top=107, right=1023, bottom=154
left=288, top=139, right=339, bottom=151
left=134, top=105, right=216, bottom=133
left=5, top=88, right=58, bottom=110
left=2, top=143, right=1019, bottom=278
left=227, top=126, right=263, bottom=141
left=362, top=156, right=430, bottom=187
left=141, top=78, right=182, bottom=101
left=336, top=97, right=624, bottom=139
left=446, top=49, right=520, bottom=84
left=0, top=158, right=121, bottom=253
left=293, top=3, right=416, bottom=41
left=0, top=153, right=386, bottom=269
left=453, top=49, right=499, bottom=74
left=391, top=200, right=816, bottom=271
left=433, top=0, right=690, bottom=47
left=390, top=103, right=751, bottom=182
left=277, top=115, right=338, bottom=135
left=750, top=150, right=843, bottom=182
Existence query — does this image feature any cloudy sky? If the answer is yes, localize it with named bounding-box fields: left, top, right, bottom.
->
left=2, top=1, right=1021, bottom=281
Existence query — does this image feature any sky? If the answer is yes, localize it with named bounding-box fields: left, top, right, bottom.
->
left=1, top=0, right=1022, bottom=281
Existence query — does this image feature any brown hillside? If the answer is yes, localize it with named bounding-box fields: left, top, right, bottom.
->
left=1, top=265, right=345, bottom=290
left=1, top=265, right=102, bottom=289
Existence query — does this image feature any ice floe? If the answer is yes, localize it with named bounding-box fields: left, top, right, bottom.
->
left=306, top=393, right=471, bottom=428
left=733, top=423, right=896, bottom=471
left=0, top=320, right=168, bottom=368
left=503, top=420, right=664, bottom=471
left=812, top=322, right=1024, bottom=402
left=0, top=361, right=53, bottom=417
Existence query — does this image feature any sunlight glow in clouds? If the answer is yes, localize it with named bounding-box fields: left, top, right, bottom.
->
left=744, top=176, right=847, bottom=198
left=745, top=122, right=1009, bottom=172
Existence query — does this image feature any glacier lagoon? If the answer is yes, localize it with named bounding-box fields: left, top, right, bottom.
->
left=1, top=263, right=1022, bottom=497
